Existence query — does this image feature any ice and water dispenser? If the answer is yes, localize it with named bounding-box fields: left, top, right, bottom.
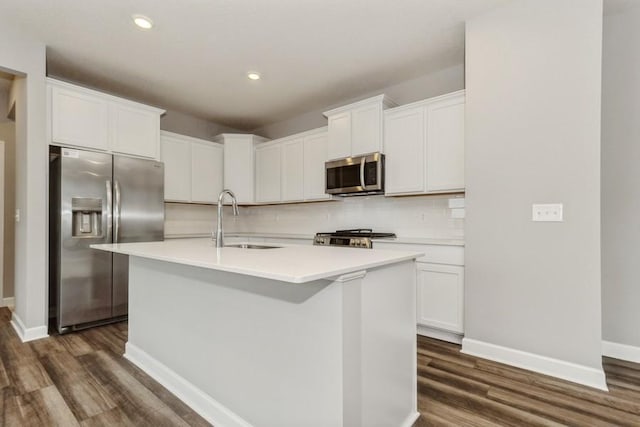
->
left=71, top=197, right=103, bottom=238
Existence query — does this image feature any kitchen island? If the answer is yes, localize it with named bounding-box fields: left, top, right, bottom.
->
left=91, top=238, right=422, bottom=427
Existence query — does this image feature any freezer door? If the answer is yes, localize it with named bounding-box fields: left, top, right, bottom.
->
left=112, top=156, right=164, bottom=317
left=58, top=148, right=113, bottom=330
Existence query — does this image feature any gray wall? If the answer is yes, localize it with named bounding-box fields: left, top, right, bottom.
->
left=252, top=64, right=464, bottom=139
left=161, top=109, right=241, bottom=141
left=601, top=4, right=640, bottom=348
left=0, top=17, right=49, bottom=331
left=465, top=0, right=604, bottom=369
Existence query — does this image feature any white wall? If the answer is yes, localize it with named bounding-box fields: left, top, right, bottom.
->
left=0, top=19, right=48, bottom=339
left=252, top=64, right=464, bottom=139
left=165, top=195, right=464, bottom=240
left=464, top=0, right=605, bottom=388
left=161, top=109, right=241, bottom=141
left=601, top=4, right=640, bottom=351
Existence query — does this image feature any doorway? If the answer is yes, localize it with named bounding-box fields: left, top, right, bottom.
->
left=0, top=70, right=16, bottom=308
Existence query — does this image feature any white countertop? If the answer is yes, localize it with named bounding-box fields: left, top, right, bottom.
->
left=164, top=232, right=464, bottom=246
left=91, top=238, right=423, bottom=284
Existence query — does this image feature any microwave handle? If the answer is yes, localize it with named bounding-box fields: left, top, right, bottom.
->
left=360, top=157, right=366, bottom=188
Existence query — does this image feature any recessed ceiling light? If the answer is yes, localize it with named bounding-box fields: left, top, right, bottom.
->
left=247, top=72, right=261, bottom=81
left=132, top=14, right=153, bottom=30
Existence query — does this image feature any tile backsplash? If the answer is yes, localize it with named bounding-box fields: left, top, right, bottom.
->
left=165, top=194, right=464, bottom=239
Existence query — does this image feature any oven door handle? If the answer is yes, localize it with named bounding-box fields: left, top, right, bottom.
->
left=360, top=157, right=366, bottom=189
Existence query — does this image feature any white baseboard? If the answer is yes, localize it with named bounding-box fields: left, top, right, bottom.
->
left=10, top=311, right=49, bottom=343
left=1, top=297, right=15, bottom=308
left=124, top=342, right=253, bottom=427
left=401, top=411, right=420, bottom=427
left=417, top=325, right=463, bottom=345
left=461, top=338, right=608, bottom=391
left=603, top=340, right=640, bottom=363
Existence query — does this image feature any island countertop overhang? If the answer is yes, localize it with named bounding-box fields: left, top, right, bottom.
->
left=90, top=238, right=424, bottom=284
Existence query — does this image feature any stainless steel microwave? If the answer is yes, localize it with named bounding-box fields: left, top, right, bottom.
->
left=325, top=152, right=385, bottom=196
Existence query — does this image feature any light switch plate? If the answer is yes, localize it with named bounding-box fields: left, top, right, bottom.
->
left=532, top=204, right=563, bottom=222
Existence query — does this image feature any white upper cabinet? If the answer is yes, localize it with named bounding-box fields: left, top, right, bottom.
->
left=48, top=78, right=164, bottom=159
left=281, top=138, right=304, bottom=202
left=161, top=133, right=191, bottom=202
left=303, top=130, right=331, bottom=201
left=384, top=107, right=425, bottom=195
left=111, top=103, right=160, bottom=159
left=384, top=90, right=465, bottom=196
left=324, top=94, right=395, bottom=160
left=161, top=131, right=224, bottom=204
left=191, top=141, right=223, bottom=203
left=425, top=95, right=465, bottom=192
left=51, top=84, right=109, bottom=151
left=327, top=112, right=351, bottom=160
left=351, top=102, right=383, bottom=156
left=255, top=142, right=282, bottom=203
left=215, top=134, right=269, bottom=205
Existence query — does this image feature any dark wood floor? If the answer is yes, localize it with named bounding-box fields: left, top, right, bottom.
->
left=413, top=335, right=640, bottom=427
left=1, top=307, right=639, bottom=426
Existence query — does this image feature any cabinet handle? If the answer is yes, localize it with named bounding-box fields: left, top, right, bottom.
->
left=106, top=180, right=112, bottom=241
left=114, top=180, right=121, bottom=243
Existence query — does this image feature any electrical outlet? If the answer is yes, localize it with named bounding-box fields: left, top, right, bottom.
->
left=532, top=204, right=563, bottom=222
left=15, top=208, right=20, bottom=223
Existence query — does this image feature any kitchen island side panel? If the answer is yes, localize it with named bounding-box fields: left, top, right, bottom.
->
left=124, top=255, right=417, bottom=427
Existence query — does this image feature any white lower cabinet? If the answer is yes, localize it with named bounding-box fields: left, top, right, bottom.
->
left=161, top=131, right=223, bottom=204
left=416, top=263, right=464, bottom=335
left=374, top=241, right=464, bottom=343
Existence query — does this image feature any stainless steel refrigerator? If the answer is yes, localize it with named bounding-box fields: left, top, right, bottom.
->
left=49, top=146, right=164, bottom=333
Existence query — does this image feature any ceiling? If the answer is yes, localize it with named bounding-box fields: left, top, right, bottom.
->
left=0, top=0, right=508, bottom=130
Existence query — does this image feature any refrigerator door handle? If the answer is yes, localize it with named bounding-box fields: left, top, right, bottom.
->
left=105, top=180, right=113, bottom=241
left=114, top=180, right=121, bottom=243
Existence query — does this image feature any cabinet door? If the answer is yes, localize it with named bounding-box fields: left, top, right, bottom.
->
left=384, top=107, right=425, bottom=195
left=160, top=135, right=191, bottom=202
left=111, top=103, right=160, bottom=159
left=191, top=142, right=223, bottom=203
left=351, top=103, right=382, bottom=156
left=303, top=132, right=330, bottom=201
left=51, top=86, right=109, bottom=150
left=255, top=143, right=282, bottom=203
left=223, top=138, right=255, bottom=204
left=281, top=138, right=304, bottom=202
left=426, top=94, right=465, bottom=192
left=327, top=112, right=351, bottom=160
left=416, top=263, right=464, bottom=334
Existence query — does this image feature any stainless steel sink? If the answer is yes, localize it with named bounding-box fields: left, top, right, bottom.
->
left=224, top=244, right=281, bottom=249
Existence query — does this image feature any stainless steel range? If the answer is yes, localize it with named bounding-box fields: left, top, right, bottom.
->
left=313, top=229, right=396, bottom=249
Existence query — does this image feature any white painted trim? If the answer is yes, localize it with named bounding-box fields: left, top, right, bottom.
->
left=400, top=411, right=421, bottom=427
left=10, top=311, right=48, bottom=342
left=125, top=342, right=253, bottom=427
left=1, top=297, right=15, bottom=308
left=461, top=338, right=608, bottom=391
left=603, top=340, right=640, bottom=363
left=332, top=270, right=367, bottom=283
left=417, top=325, right=462, bottom=345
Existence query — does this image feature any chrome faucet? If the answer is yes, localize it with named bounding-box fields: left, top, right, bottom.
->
left=214, top=189, right=239, bottom=248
